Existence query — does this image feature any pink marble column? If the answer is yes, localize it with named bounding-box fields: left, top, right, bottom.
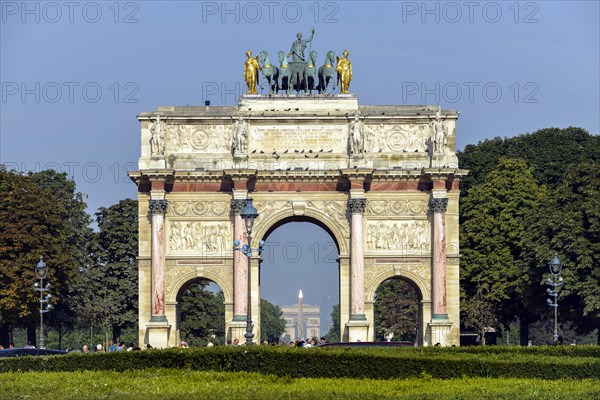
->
left=231, top=199, right=248, bottom=320
left=149, top=199, right=168, bottom=321
left=348, top=198, right=367, bottom=320
left=430, top=197, right=448, bottom=319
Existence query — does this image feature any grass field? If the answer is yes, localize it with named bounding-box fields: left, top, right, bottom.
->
left=1, top=369, right=599, bottom=399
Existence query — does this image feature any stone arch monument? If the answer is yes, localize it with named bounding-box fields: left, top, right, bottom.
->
left=130, top=95, right=467, bottom=348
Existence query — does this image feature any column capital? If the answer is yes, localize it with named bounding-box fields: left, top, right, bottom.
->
left=149, top=199, right=168, bottom=215
left=231, top=199, right=246, bottom=215
left=429, top=198, right=448, bottom=214
left=347, top=198, right=367, bottom=214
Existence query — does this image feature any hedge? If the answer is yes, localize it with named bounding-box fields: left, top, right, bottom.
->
left=1, top=346, right=599, bottom=380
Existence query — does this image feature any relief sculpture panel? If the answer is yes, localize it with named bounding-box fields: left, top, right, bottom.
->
left=169, top=201, right=229, bottom=217
left=367, top=221, right=430, bottom=253
left=367, top=200, right=429, bottom=216
left=167, top=124, right=232, bottom=154
left=364, top=124, right=431, bottom=153
left=168, top=221, right=231, bottom=254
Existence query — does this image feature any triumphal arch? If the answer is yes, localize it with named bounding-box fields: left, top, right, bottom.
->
left=130, top=92, right=467, bottom=347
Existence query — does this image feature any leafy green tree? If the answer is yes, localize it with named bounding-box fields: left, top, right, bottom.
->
left=260, top=299, right=286, bottom=343
left=521, top=163, right=600, bottom=343
left=458, top=127, right=600, bottom=193
left=462, top=279, right=498, bottom=346
left=374, top=279, right=418, bottom=342
left=0, top=167, right=78, bottom=347
left=29, top=170, right=94, bottom=349
left=179, top=280, right=225, bottom=346
left=79, top=199, right=138, bottom=342
left=324, top=304, right=340, bottom=342
left=460, top=158, right=546, bottom=343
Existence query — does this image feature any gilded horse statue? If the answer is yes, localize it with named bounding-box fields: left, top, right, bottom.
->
left=304, top=51, right=318, bottom=94
left=318, top=50, right=336, bottom=94
left=259, top=51, right=279, bottom=94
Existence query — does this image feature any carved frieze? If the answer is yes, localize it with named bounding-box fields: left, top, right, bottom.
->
left=366, top=200, right=429, bottom=216
left=364, top=124, right=431, bottom=153
left=168, top=221, right=231, bottom=253
left=169, top=201, right=229, bottom=217
left=254, top=200, right=292, bottom=216
left=367, top=221, right=430, bottom=253
left=166, top=124, right=232, bottom=154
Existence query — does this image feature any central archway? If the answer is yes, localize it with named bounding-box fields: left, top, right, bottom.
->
left=259, top=216, right=341, bottom=342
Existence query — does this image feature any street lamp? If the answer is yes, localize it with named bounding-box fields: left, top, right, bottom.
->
left=34, top=256, right=52, bottom=349
left=546, top=255, right=563, bottom=344
left=233, top=198, right=265, bottom=346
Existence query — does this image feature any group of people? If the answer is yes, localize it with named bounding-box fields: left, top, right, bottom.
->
left=81, top=340, right=141, bottom=353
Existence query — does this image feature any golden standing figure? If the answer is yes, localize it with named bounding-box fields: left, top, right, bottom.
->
left=243, top=50, right=261, bottom=95
left=336, top=49, right=352, bottom=94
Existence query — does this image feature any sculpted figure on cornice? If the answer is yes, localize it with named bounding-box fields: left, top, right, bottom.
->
left=429, top=107, right=448, bottom=156
left=169, top=201, right=229, bottom=217
left=349, top=114, right=364, bottom=154
left=232, top=117, right=249, bottom=157
left=169, top=221, right=231, bottom=253
left=149, top=116, right=166, bottom=156
left=366, top=200, right=429, bottom=216
left=367, top=221, right=430, bottom=252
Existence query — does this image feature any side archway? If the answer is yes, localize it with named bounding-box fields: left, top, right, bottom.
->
left=365, top=267, right=431, bottom=346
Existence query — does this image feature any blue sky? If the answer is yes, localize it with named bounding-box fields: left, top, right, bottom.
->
left=1, top=1, right=599, bottom=324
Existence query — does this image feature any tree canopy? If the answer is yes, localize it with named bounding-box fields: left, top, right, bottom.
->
left=260, top=298, right=286, bottom=343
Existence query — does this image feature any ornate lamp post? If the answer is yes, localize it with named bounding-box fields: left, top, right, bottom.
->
left=34, top=257, right=52, bottom=349
left=546, top=255, right=563, bottom=343
left=233, top=198, right=265, bottom=346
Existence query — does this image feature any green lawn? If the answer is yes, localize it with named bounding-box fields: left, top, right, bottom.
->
left=1, top=369, right=598, bottom=399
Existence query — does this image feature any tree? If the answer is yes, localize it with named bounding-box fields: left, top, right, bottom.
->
left=458, top=127, right=600, bottom=193
left=462, top=279, right=498, bottom=345
left=80, top=199, right=138, bottom=342
left=460, top=158, right=546, bottom=343
left=179, top=280, right=225, bottom=345
left=0, top=167, right=78, bottom=347
left=374, top=279, right=419, bottom=342
left=521, top=163, right=600, bottom=343
left=29, top=170, right=94, bottom=349
left=260, top=299, right=286, bottom=343
left=324, top=304, right=340, bottom=342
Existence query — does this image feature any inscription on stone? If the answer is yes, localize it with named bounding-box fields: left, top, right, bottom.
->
left=251, top=126, right=347, bottom=153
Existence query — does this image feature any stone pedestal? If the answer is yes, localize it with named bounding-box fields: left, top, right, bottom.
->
left=228, top=321, right=248, bottom=343
left=346, top=320, right=370, bottom=342
left=146, top=320, right=171, bottom=349
left=428, top=320, right=458, bottom=347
